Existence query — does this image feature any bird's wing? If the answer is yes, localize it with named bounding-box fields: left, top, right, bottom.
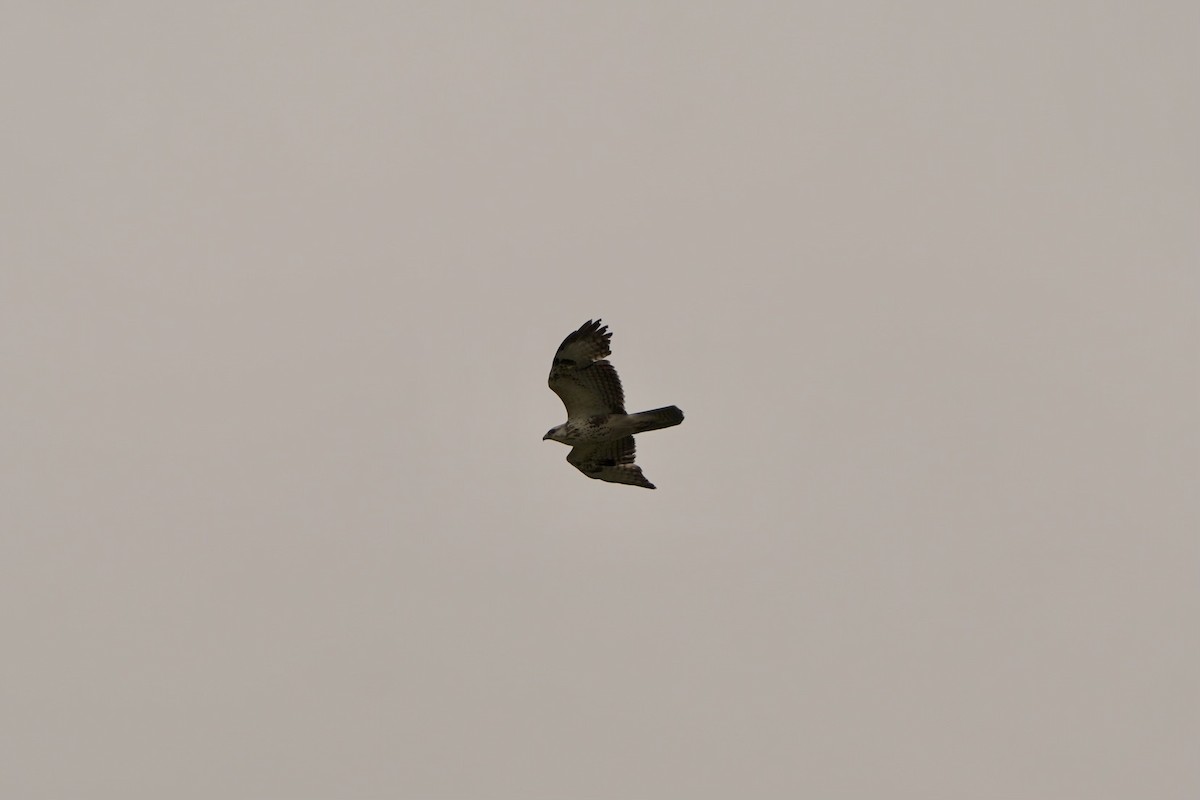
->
left=566, top=436, right=655, bottom=489
left=548, top=320, right=626, bottom=417
left=552, top=319, right=611, bottom=365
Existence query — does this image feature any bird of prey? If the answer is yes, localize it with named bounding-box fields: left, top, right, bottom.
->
left=544, top=319, right=684, bottom=489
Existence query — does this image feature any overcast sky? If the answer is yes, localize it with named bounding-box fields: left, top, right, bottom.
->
left=2, top=3, right=1197, bottom=798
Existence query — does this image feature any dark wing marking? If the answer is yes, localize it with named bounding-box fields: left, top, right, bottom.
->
left=552, top=319, right=611, bottom=366
left=548, top=319, right=626, bottom=417
left=566, top=436, right=655, bottom=489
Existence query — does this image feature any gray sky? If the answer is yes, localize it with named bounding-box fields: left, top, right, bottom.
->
left=2, top=3, right=1197, bottom=798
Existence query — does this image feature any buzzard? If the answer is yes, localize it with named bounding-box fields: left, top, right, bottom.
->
left=544, top=319, right=684, bottom=489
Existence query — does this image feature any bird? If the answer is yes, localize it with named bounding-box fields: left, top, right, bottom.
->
left=544, top=319, right=683, bottom=489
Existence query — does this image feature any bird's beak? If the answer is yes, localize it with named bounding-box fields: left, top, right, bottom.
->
left=542, top=433, right=551, bottom=440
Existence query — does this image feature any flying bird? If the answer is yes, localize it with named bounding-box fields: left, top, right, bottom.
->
left=544, top=319, right=684, bottom=489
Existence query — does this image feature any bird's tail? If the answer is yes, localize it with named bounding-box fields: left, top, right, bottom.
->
left=629, top=405, right=684, bottom=434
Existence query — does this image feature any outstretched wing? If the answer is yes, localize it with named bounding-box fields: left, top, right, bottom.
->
left=567, top=436, right=655, bottom=489
left=549, top=319, right=626, bottom=417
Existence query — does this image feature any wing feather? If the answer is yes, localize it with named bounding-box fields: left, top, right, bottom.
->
left=549, top=360, right=625, bottom=417
left=566, top=436, right=654, bottom=489
left=552, top=319, right=611, bottom=365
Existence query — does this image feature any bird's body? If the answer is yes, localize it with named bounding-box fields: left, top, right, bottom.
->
left=544, top=319, right=683, bottom=489
left=543, top=409, right=685, bottom=447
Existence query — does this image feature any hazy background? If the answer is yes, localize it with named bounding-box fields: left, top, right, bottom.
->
left=2, top=3, right=1196, bottom=798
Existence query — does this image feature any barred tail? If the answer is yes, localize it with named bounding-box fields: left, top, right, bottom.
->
left=630, top=405, right=684, bottom=434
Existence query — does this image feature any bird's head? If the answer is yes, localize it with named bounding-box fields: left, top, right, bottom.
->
left=543, top=424, right=567, bottom=443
